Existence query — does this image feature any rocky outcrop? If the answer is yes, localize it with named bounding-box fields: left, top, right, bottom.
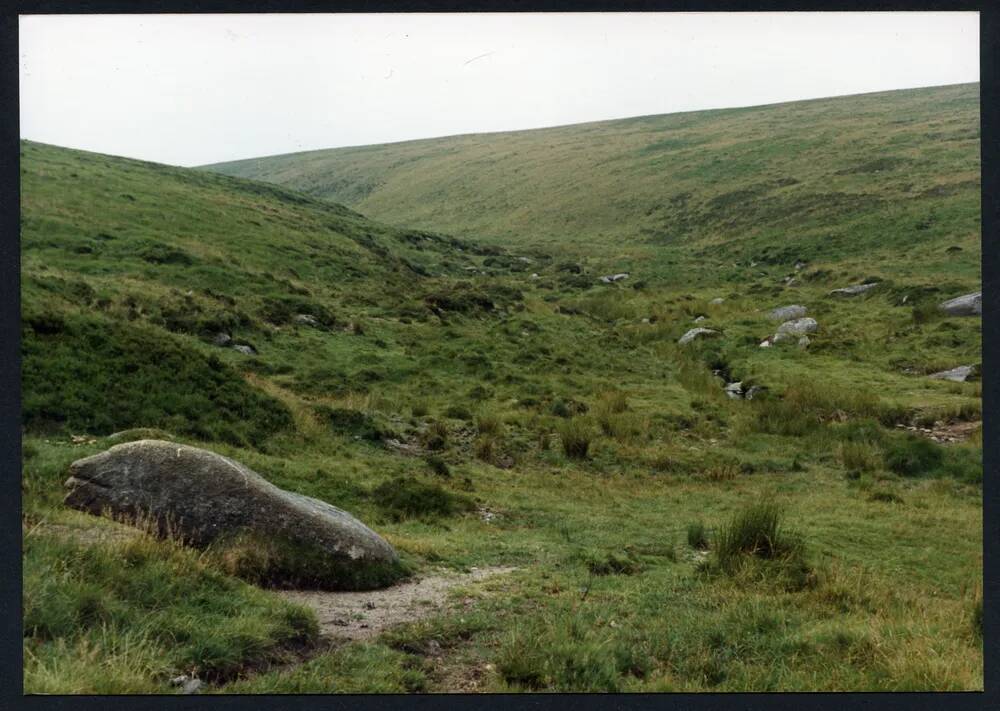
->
left=939, top=292, right=982, bottom=317
left=64, top=440, right=403, bottom=590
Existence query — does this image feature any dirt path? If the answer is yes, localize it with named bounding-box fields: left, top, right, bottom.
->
left=277, top=566, right=518, bottom=641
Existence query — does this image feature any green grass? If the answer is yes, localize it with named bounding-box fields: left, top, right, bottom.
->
left=20, top=82, right=982, bottom=693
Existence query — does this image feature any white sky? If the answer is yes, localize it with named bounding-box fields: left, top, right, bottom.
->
left=19, top=12, right=979, bottom=167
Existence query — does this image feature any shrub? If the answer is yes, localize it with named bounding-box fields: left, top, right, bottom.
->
left=411, top=401, right=429, bottom=418
left=687, top=521, right=709, bottom=549
left=371, top=476, right=473, bottom=521
left=473, top=434, right=498, bottom=464
left=558, top=418, right=593, bottom=459
left=884, top=435, right=943, bottom=477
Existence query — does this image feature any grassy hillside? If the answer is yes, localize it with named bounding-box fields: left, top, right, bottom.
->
left=22, top=103, right=982, bottom=696
left=207, top=83, right=980, bottom=274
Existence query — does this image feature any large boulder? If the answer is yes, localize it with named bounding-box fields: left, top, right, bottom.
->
left=64, top=440, right=403, bottom=590
left=768, top=305, right=807, bottom=321
left=939, top=291, right=982, bottom=317
left=678, top=327, right=719, bottom=345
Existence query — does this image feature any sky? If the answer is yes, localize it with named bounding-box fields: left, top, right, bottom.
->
left=19, top=12, right=980, bottom=167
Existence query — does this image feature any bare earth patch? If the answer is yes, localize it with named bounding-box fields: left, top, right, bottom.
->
left=277, top=566, right=517, bottom=641
left=896, top=420, right=981, bottom=444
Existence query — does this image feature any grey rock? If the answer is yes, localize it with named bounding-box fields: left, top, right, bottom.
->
left=928, top=365, right=978, bottom=382
left=182, top=679, right=204, bottom=695
left=64, top=440, right=400, bottom=586
left=776, top=317, right=818, bottom=337
left=759, top=338, right=773, bottom=348
left=939, top=291, right=982, bottom=317
left=768, top=305, right=807, bottom=322
left=794, top=261, right=807, bottom=271
left=694, top=315, right=706, bottom=323
left=678, top=327, right=719, bottom=345
left=599, top=273, right=630, bottom=284
left=709, top=297, right=725, bottom=305
left=293, top=313, right=320, bottom=327
left=798, top=336, right=811, bottom=349
left=724, top=381, right=744, bottom=399
left=211, top=332, right=232, bottom=347
left=232, top=344, right=256, bottom=356
left=829, top=283, right=879, bottom=297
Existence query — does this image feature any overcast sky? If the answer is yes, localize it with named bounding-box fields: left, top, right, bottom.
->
left=19, top=12, right=979, bottom=167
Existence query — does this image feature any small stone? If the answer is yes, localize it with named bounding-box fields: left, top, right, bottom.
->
left=768, top=305, right=807, bottom=322
left=798, top=336, right=811, bottom=348
left=232, top=344, right=256, bottom=356
left=709, top=297, right=725, bottom=305
left=181, top=679, right=203, bottom=695
left=211, top=332, right=232, bottom=347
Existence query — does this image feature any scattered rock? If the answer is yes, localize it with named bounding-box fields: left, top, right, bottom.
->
left=678, top=327, right=719, bottom=345
left=938, top=291, right=981, bottom=317
left=829, top=283, right=879, bottom=297
left=768, top=305, right=807, bottom=321
left=797, top=336, right=811, bottom=349
left=709, top=297, right=725, bottom=305
left=232, top=344, right=257, bottom=356
left=928, top=365, right=979, bottom=382
left=640, top=318, right=650, bottom=324
left=293, top=313, right=320, bottom=328
left=182, top=679, right=204, bottom=695
left=64, top=440, right=401, bottom=589
left=794, top=261, right=807, bottom=270
left=724, top=381, right=744, bottom=399
left=772, top=317, right=818, bottom=344
left=599, top=273, right=630, bottom=284
left=694, top=315, right=706, bottom=323
left=211, top=332, right=232, bottom=347
left=516, top=256, right=533, bottom=264
left=530, top=273, right=539, bottom=279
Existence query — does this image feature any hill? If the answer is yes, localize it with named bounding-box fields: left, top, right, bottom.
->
left=22, top=117, right=983, bottom=695
left=206, top=83, right=980, bottom=275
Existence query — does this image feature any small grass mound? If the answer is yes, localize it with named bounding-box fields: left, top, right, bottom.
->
left=584, top=550, right=644, bottom=576
left=371, top=476, right=473, bottom=521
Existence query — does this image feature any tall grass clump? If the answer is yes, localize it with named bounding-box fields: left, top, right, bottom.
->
left=710, top=502, right=812, bottom=590
left=558, top=418, right=593, bottom=459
